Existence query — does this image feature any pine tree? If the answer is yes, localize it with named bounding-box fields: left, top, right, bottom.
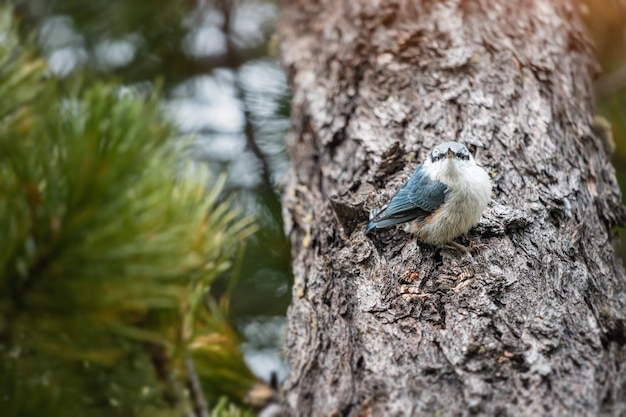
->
left=0, top=7, right=259, bottom=416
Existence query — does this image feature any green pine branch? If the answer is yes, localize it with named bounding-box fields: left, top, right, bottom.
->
left=0, top=6, right=262, bottom=417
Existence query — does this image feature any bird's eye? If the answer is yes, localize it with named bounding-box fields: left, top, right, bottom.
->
left=457, top=151, right=469, bottom=160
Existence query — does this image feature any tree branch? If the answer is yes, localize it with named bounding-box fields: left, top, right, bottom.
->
left=185, top=355, right=209, bottom=417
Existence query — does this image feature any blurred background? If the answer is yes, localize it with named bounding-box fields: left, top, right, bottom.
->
left=584, top=0, right=626, bottom=254
left=14, top=0, right=292, bottom=382
left=2, top=0, right=626, bottom=415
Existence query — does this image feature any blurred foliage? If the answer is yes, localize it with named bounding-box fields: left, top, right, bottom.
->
left=581, top=0, right=626, bottom=259
left=10, top=0, right=292, bottom=326
left=581, top=0, right=626, bottom=73
left=13, top=0, right=188, bottom=82
left=209, top=397, right=254, bottom=417
left=0, top=6, right=264, bottom=416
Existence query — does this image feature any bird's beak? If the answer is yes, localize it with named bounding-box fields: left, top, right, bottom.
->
left=446, top=148, right=453, bottom=159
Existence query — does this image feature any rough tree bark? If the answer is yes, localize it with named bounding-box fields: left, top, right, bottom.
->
left=279, top=0, right=626, bottom=415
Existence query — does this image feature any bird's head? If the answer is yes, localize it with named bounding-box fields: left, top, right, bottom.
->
left=431, top=141, right=472, bottom=163
left=428, top=141, right=475, bottom=177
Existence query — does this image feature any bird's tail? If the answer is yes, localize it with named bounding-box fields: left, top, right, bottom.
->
left=365, top=206, right=424, bottom=235
left=365, top=207, right=382, bottom=234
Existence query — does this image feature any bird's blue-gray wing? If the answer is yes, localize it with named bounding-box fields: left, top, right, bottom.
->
left=366, top=164, right=448, bottom=233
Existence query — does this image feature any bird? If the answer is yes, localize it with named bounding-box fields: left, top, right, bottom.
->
left=366, top=141, right=491, bottom=249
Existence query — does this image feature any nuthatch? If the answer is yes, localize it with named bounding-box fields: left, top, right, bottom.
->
left=366, top=141, right=491, bottom=247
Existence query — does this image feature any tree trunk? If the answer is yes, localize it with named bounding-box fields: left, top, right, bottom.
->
left=279, top=0, right=626, bottom=415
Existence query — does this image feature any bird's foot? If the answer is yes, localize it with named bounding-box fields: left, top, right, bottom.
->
left=444, top=241, right=470, bottom=253
left=444, top=240, right=487, bottom=253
